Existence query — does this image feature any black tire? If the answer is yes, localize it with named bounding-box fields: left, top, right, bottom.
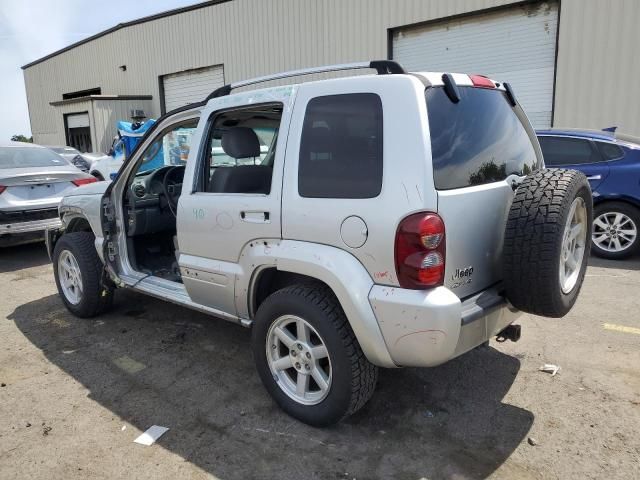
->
left=53, top=231, right=113, bottom=318
left=503, top=169, right=592, bottom=318
left=252, top=283, right=378, bottom=426
left=591, top=202, right=640, bottom=260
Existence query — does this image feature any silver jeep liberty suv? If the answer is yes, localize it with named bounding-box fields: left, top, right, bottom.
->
left=48, top=61, right=592, bottom=426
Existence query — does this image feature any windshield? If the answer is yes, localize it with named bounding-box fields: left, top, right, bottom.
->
left=426, top=86, right=539, bottom=190
left=0, top=147, right=68, bottom=169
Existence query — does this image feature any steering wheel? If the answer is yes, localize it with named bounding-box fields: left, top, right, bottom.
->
left=162, top=166, right=184, bottom=215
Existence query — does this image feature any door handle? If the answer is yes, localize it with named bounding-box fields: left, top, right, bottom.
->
left=586, top=175, right=602, bottom=181
left=240, top=211, right=270, bottom=223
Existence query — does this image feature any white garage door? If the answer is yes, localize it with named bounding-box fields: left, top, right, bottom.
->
left=393, top=2, right=558, bottom=128
left=163, top=65, right=224, bottom=112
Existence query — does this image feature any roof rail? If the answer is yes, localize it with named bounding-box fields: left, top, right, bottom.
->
left=205, top=60, right=406, bottom=101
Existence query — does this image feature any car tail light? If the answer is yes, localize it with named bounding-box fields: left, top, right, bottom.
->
left=0, top=185, right=5, bottom=195
left=72, top=177, right=98, bottom=187
left=470, top=74, right=495, bottom=88
left=395, top=212, right=446, bottom=289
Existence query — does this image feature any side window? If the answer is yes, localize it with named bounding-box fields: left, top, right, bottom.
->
left=538, top=136, right=602, bottom=166
left=298, top=93, right=383, bottom=199
left=595, top=141, right=624, bottom=160
left=134, top=120, right=198, bottom=175
left=197, top=103, right=282, bottom=194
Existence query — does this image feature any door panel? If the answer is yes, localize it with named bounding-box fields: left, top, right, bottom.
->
left=564, top=162, right=609, bottom=190
left=177, top=93, right=292, bottom=315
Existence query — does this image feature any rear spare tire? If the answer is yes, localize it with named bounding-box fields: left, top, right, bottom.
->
left=503, top=169, right=592, bottom=318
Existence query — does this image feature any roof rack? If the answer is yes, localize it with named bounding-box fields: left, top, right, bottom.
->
left=205, top=60, right=406, bottom=101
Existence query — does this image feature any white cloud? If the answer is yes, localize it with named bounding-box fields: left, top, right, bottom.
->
left=0, top=0, right=199, bottom=141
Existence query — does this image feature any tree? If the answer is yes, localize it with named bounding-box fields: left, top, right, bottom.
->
left=10, top=135, right=33, bottom=143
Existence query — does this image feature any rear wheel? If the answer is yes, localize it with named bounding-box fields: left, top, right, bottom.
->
left=503, top=169, right=592, bottom=318
left=53, top=232, right=113, bottom=317
left=591, top=202, right=639, bottom=259
left=252, top=283, right=378, bottom=426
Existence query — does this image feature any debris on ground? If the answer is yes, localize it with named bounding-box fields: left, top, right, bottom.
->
left=42, top=423, right=52, bottom=436
left=1, top=383, right=6, bottom=387
left=528, top=437, right=538, bottom=446
left=424, top=410, right=435, bottom=418
left=121, top=425, right=127, bottom=431
left=134, top=425, right=169, bottom=446
left=539, top=364, right=561, bottom=376
left=25, top=422, right=31, bottom=428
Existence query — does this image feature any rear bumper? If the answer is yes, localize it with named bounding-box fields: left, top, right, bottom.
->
left=368, top=284, right=521, bottom=367
left=0, top=217, right=62, bottom=236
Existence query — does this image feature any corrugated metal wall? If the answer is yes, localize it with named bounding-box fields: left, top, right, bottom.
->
left=92, top=99, right=154, bottom=152
left=23, top=0, right=640, bottom=146
left=553, top=0, right=640, bottom=133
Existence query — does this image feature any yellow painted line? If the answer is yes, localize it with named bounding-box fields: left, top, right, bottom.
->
left=603, top=323, right=640, bottom=336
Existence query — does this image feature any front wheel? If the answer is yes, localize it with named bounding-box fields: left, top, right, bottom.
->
left=252, top=284, right=378, bottom=426
left=591, top=202, right=639, bottom=259
left=53, top=232, right=113, bottom=318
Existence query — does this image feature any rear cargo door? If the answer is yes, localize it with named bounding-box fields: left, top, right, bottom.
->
left=427, top=85, right=541, bottom=298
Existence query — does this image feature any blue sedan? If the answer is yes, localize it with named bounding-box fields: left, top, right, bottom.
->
left=537, top=129, right=640, bottom=259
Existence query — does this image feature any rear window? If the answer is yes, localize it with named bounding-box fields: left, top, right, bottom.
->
left=298, top=93, right=383, bottom=198
left=426, top=86, right=538, bottom=190
left=538, top=136, right=602, bottom=166
left=0, top=147, right=68, bottom=169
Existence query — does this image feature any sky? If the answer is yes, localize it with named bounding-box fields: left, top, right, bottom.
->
left=0, top=0, right=202, bottom=142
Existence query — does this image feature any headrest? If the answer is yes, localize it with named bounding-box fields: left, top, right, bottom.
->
left=221, top=127, right=260, bottom=159
left=301, top=125, right=333, bottom=156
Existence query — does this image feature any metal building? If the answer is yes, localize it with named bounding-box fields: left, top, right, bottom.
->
left=22, top=0, right=640, bottom=153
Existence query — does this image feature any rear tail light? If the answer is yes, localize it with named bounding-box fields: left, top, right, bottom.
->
left=72, top=177, right=98, bottom=187
left=394, top=212, right=446, bottom=289
left=470, top=74, right=495, bottom=88
left=0, top=185, right=5, bottom=195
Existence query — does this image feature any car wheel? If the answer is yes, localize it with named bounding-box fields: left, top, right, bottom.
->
left=53, top=232, right=113, bottom=318
left=252, top=283, right=378, bottom=426
left=591, top=202, right=639, bottom=259
left=503, top=169, right=593, bottom=318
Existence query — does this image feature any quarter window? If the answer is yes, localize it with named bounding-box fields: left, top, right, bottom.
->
left=595, top=141, right=624, bottom=160
left=538, top=136, right=602, bottom=166
left=298, top=93, right=383, bottom=199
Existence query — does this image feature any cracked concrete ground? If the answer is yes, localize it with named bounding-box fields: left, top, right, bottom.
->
left=1, top=242, right=639, bottom=479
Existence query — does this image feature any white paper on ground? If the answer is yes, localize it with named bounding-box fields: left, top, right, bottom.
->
left=539, top=364, right=561, bottom=376
left=134, top=425, right=169, bottom=446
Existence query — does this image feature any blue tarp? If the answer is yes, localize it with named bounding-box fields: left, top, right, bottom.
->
left=114, top=119, right=161, bottom=172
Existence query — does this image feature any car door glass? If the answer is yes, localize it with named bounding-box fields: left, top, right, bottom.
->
left=538, top=136, right=602, bottom=166
left=197, top=103, right=283, bottom=194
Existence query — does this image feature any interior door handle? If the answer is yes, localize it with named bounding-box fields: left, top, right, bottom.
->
left=240, top=211, right=270, bottom=223
left=586, top=175, right=602, bottom=181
